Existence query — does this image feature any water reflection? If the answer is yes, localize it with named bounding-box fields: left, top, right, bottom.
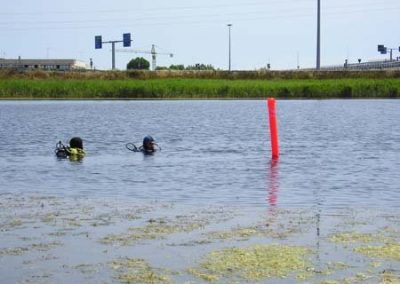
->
left=266, top=159, right=279, bottom=209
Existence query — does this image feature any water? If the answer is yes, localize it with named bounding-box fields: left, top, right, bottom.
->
left=0, top=99, right=399, bottom=208
left=1, top=100, right=400, bottom=284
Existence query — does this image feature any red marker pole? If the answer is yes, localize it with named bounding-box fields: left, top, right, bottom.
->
left=267, top=98, right=279, bottom=160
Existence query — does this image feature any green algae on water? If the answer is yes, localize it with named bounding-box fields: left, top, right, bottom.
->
left=110, top=257, right=172, bottom=284
left=381, top=270, right=400, bottom=283
left=100, top=211, right=230, bottom=246
left=207, top=228, right=259, bottom=240
left=0, top=246, right=30, bottom=256
left=189, top=244, right=313, bottom=282
left=101, top=221, right=200, bottom=246
left=355, top=243, right=400, bottom=261
left=329, top=232, right=390, bottom=244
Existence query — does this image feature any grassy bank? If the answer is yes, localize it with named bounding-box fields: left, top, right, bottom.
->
left=0, top=78, right=399, bottom=99
left=0, top=69, right=399, bottom=99
left=1, top=69, right=400, bottom=80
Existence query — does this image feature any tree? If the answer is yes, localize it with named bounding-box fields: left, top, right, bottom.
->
left=186, top=64, right=215, bottom=71
left=169, top=64, right=185, bottom=70
left=127, top=57, right=150, bottom=70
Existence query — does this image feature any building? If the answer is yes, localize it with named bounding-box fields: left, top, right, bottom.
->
left=0, top=58, right=88, bottom=71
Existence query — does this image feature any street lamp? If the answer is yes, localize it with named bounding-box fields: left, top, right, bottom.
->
left=227, top=24, right=232, bottom=71
left=316, top=0, right=321, bottom=70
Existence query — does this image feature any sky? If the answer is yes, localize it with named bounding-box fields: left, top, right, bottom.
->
left=1, top=0, right=399, bottom=70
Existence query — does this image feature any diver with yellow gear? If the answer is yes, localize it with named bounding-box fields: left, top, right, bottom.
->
left=55, top=137, right=86, bottom=159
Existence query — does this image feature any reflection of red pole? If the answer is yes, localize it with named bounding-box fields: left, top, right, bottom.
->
left=267, top=98, right=279, bottom=159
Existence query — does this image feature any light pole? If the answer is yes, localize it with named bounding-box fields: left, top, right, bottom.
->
left=316, top=0, right=321, bottom=70
left=227, top=24, right=232, bottom=71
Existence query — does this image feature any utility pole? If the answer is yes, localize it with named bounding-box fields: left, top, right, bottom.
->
left=297, top=51, right=300, bottom=69
left=111, top=42, right=116, bottom=69
left=227, top=24, right=232, bottom=71
left=316, top=0, right=321, bottom=70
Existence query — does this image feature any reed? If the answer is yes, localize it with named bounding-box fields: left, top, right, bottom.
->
left=1, top=69, right=400, bottom=80
left=0, top=76, right=399, bottom=99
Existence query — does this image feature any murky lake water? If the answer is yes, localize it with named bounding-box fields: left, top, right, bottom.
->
left=1, top=100, right=399, bottom=207
left=0, top=100, right=399, bottom=283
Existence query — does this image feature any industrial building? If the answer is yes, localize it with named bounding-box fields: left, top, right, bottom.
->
left=0, top=58, right=87, bottom=71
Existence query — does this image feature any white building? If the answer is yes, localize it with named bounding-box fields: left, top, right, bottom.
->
left=0, top=58, right=88, bottom=71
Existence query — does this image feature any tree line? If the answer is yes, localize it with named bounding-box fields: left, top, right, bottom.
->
left=127, top=57, right=215, bottom=71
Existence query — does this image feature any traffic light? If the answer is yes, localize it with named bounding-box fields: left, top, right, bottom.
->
left=95, top=36, right=102, bottom=49
left=123, top=33, right=131, bottom=47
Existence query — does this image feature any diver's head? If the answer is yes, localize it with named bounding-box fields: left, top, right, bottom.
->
left=143, top=135, right=155, bottom=152
left=69, top=137, right=83, bottom=149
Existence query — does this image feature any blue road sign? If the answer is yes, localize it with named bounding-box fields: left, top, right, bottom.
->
left=123, top=33, right=131, bottom=47
left=95, top=36, right=102, bottom=49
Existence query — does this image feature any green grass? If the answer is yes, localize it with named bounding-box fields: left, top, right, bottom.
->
left=0, top=77, right=399, bottom=99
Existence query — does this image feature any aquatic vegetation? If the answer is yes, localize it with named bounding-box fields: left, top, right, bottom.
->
left=1, top=74, right=400, bottom=99
left=110, top=257, right=172, bottom=284
left=207, top=228, right=259, bottom=240
left=73, top=263, right=102, bottom=276
left=0, top=218, right=24, bottom=231
left=1, top=193, right=400, bottom=283
left=101, top=218, right=205, bottom=246
left=355, top=243, right=400, bottom=261
left=206, top=224, right=299, bottom=241
left=30, top=241, right=63, bottom=251
left=0, top=241, right=62, bottom=257
left=329, top=232, right=390, bottom=244
left=101, top=209, right=235, bottom=246
left=318, top=269, right=400, bottom=284
left=381, top=270, right=400, bottom=283
left=0, top=246, right=30, bottom=256
left=189, top=244, right=313, bottom=282
left=205, top=210, right=314, bottom=242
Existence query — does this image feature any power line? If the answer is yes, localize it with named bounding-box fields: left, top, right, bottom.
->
left=0, top=4, right=398, bottom=31
left=0, top=4, right=398, bottom=32
left=0, top=0, right=397, bottom=19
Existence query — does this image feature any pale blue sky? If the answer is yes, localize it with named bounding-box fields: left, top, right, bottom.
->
left=1, top=0, right=399, bottom=70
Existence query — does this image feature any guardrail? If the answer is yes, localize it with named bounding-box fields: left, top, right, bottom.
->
left=318, top=60, right=400, bottom=71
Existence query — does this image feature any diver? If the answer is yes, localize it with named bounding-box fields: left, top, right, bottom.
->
left=55, top=137, right=86, bottom=159
left=126, top=135, right=160, bottom=154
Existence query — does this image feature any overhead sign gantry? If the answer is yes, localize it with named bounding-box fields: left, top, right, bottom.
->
left=95, top=33, right=132, bottom=70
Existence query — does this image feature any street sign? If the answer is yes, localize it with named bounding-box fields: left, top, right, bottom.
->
left=123, top=33, right=131, bottom=47
left=95, top=36, right=102, bottom=49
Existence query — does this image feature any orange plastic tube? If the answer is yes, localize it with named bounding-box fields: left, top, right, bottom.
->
left=267, top=98, right=279, bottom=159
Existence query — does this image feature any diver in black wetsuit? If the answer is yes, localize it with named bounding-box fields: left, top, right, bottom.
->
left=140, top=135, right=156, bottom=153
left=125, top=135, right=159, bottom=154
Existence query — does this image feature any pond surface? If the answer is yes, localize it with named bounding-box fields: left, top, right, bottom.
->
left=0, top=100, right=399, bottom=208
left=0, top=100, right=399, bottom=284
